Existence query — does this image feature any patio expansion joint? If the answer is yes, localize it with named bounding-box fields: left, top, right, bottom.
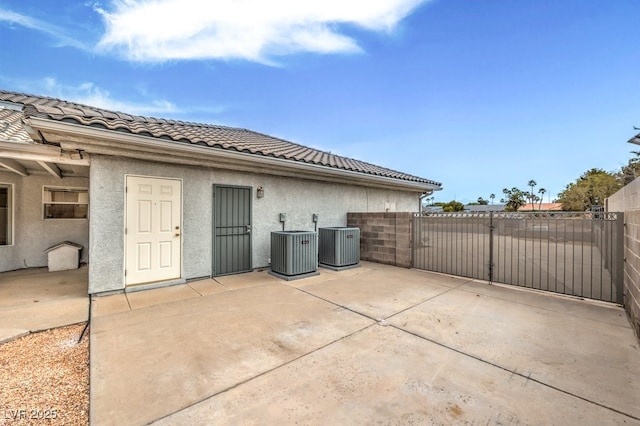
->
left=390, top=323, right=640, bottom=422
left=149, top=321, right=377, bottom=424
left=211, top=277, right=231, bottom=289
left=285, top=281, right=640, bottom=422
left=153, top=276, right=459, bottom=423
left=123, top=294, right=133, bottom=311
left=281, top=278, right=474, bottom=327
left=383, top=279, right=475, bottom=322
left=186, top=283, right=204, bottom=297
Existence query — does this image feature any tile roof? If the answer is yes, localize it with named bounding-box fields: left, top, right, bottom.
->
left=0, top=107, right=32, bottom=143
left=518, top=203, right=563, bottom=211
left=0, top=90, right=441, bottom=187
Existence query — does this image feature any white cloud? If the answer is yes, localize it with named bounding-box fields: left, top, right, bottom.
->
left=41, top=78, right=180, bottom=116
left=95, top=0, right=429, bottom=63
left=0, top=8, right=89, bottom=50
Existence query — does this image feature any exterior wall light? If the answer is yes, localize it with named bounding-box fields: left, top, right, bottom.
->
left=257, top=186, right=264, bottom=198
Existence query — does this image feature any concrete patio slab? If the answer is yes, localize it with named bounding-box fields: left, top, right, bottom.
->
left=0, top=266, right=87, bottom=307
left=390, top=283, right=640, bottom=419
left=89, top=265, right=640, bottom=425
left=463, top=279, right=631, bottom=327
left=90, top=283, right=374, bottom=426
left=212, top=270, right=281, bottom=289
left=282, top=269, right=340, bottom=286
left=0, top=328, right=29, bottom=344
left=0, top=267, right=88, bottom=342
left=154, top=325, right=632, bottom=426
left=291, top=268, right=471, bottom=319
left=187, top=278, right=228, bottom=296
left=125, top=283, right=200, bottom=310
left=319, top=264, right=373, bottom=277
left=91, top=293, right=130, bottom=318
left=0, top=296, right=89, bottom=330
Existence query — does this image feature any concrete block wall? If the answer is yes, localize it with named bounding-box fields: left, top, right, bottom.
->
left=607, top=177, right=640, bottom=340
left=347, top=212, right=413, bottom=268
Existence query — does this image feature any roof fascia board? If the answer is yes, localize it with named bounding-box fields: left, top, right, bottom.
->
left=28, top=117, right=441, bottom=192
left=0, top=140, right=90, bottom=166
left=60, top=139, right=429, bottom=192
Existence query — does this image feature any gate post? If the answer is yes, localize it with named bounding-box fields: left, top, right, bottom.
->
left=614, top=212, right=624, bottom=305
left=489, top=211, right=494, bottom=284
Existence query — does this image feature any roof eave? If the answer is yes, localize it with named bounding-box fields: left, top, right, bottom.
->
left=26, top=117, right=442, bottom=192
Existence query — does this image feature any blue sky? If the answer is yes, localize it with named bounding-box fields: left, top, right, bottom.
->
left=1, top=0, right=638, bottom=204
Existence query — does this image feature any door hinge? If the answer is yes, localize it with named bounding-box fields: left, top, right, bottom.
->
left=124, top=270, right=127, bottom=276
left=124, top=228, right=127, bottom=235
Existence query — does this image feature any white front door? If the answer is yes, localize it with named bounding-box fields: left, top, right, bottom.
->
left=125, top=176, right=182, bottom=286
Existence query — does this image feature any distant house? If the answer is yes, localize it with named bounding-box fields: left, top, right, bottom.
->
left=0, top=90, right=441, bottom=294
left=422, top=205, right=444, bottom=213
left=464, top=204, right=506, bottom=213
left=518, top=202, right=563, bottom=212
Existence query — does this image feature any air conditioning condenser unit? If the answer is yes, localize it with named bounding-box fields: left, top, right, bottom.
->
left=318, top=227, right=360, bottom=270
left=269, top=231, right=319, bottom=280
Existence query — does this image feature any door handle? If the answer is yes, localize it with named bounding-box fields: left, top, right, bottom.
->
left=245, top=225, right=251, bottom=234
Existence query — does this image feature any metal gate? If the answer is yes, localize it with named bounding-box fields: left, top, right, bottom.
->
left=212, top=185, right=252, bottom=276
left=413, top=211, right=624, bottom=303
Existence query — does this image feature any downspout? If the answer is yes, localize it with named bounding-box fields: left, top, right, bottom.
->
left=419, top=190, right=432, bottom=213
left=78, top=295, right=91, bottom=343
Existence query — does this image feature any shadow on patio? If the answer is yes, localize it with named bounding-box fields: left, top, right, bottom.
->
left=0, top=266, right=89, bottom=343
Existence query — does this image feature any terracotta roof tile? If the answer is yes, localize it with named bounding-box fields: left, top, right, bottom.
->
left=0, top=108, right=32, bottom=143
left=0, top=89, right=441, bottom=187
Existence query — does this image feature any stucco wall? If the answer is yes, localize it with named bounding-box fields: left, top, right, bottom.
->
left=607, top=177, right=640, bottom=340
left=0, top=170, right=89, bottom=272
left=89, top=155, right=421, bottom=293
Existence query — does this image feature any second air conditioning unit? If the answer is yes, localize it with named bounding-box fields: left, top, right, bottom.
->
left=318, top=227, right=360, bottom=269
left=269, top=230, right=318, bottom=279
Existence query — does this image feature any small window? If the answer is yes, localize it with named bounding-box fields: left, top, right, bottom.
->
left=43, top=186, right=88, bottom=219
left=0, top=184, right=12, bottom=245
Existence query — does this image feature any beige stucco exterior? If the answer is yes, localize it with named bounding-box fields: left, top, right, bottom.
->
left=0, top=171, right=89, bottom=272
left=88, top=155, right=421, bottom=294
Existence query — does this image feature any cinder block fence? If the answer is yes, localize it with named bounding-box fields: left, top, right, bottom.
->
left=608, top=178, right=640, bottom=341
left=347, top=212, right=412, bottom=268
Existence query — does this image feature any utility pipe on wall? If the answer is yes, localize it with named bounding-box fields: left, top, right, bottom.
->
left=419, top=190, right=433, bottom=213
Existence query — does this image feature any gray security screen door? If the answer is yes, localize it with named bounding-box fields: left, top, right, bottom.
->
left=212, top=185, right=252, bottom=276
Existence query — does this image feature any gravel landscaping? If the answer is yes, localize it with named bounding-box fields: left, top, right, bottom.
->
left=0, top=323, right=89, bottom=425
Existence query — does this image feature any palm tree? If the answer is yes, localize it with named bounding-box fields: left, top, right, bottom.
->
left=489, top=193, right=495, bottom=205
left=538, top=188, right=546, bottom=210
left=528, top=180, right=537, bottom=209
